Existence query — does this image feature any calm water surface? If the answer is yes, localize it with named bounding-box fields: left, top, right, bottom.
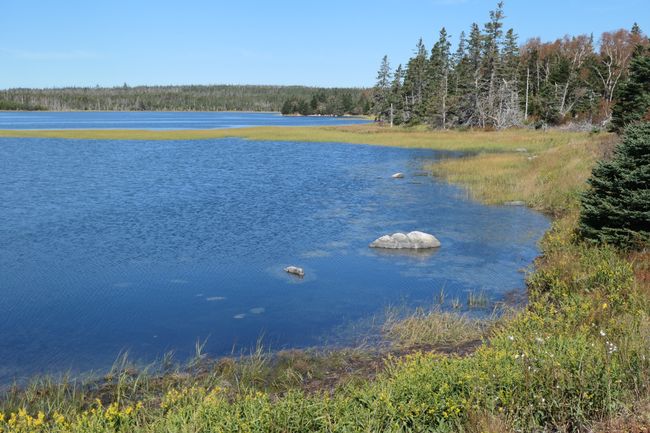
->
left=0, top=114, right=549, bottom=383
left=0, top=111, right=369, bottom=130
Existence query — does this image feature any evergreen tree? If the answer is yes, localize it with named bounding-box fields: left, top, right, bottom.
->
left=461, top=23, right=484, bottom=125
left=502, top=28, right=519, bottom=82
left=480, top=2, right=509, bottom=127
left=390, top=64, right=405, bottom=125
left=611, top=46, right=650, bottom=131
left=427, top=28, right=452, bottom=128
left=403, top=38, right=429, bottom=123
left=579, top=122, right=650, bottom=249
left=372, top=55, right=392, bottom=121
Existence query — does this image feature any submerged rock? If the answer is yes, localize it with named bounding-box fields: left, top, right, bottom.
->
left=370, top=231, right=441, bottom=249
left=391, top=172, right=404, bottom=179
left=284, top=266, right=305, bottom=277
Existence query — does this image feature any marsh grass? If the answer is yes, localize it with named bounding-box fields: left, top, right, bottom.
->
left=0, top=124, right=589, bottom=153
left=382, top=305, right=490, bottom=349
left=428, top=132, right=617, bottom=216
left=466, top=290, right=489, bottom=309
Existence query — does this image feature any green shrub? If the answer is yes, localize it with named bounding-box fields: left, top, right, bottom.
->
left=580, top=122, right=650, bottom=249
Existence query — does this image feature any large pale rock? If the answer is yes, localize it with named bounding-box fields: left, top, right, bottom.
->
left=284, top=266, right=305, bottom=277
left=369, top=231, right=441, bottom=249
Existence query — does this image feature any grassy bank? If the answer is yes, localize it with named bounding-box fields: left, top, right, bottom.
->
left=2, top=127, right=648, bottom=432
left=0, top=124, right=587, bottom=153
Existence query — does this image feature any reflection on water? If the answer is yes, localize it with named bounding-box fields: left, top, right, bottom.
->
left=0, top=135, right=549, bottom=383
left=369, top=247, right=440, bottom=260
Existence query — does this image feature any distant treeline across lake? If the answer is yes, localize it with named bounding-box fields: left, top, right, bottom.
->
left=0, top=85, right=372, bottom=115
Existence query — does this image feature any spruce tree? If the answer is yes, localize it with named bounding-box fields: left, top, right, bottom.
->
left=372, top=55, right=392, bottom=122
left=403, top=39, right=429, bottom=123
left=427, top=28, right=452, bottom=128
left=579, top=122, right=650, bottom=249
left=611, top=46, right=650, bottom=131
left=390, top=64, right=405, bottom=125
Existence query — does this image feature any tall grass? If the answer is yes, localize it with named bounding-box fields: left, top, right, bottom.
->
left=382, top=306, right=489, bottom=349
left=0, top=124, right=589, bottom=153
left=428, top=132, right=617, bottom=216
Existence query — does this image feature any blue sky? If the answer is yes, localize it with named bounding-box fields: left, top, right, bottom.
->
left=1, top=0, right=647, bottom=89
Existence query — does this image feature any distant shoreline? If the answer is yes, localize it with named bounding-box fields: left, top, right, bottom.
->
left=0, top=109, right=370, bottom=120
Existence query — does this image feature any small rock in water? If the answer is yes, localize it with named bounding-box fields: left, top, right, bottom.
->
left=391, top=172, right=405, bottom=179
left=233, top=314, right=246, bottom=319
left=504, top=201, right=526, bottom=206
left=370, top=231, right=441, bottom=249
left=284, top=266, right=305, bottom=277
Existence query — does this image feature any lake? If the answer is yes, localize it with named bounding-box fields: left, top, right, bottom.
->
left=0, top=111, right=370, bottom=130
left=0, top=113, right=549, bottom=383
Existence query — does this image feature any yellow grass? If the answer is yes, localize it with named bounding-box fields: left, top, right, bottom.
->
left=0, top=124, right=589, bottom=153
left=429, top=132, right=617, bottom=216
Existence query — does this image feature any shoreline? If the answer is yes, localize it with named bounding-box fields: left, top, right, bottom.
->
left=0, top=123, right=591, bottom=153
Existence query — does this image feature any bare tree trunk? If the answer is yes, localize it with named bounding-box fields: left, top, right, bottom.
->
left=525, top=67, right=529, bottom=121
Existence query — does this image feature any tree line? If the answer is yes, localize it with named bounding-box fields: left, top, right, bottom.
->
left=280, top=90, right=371, bottom=116
left=0, top=85, right=368, bottom=113
left=372, top=2, right=649, bottom=129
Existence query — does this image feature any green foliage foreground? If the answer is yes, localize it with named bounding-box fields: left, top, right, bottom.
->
left=1, top=130, right=649, bottom=432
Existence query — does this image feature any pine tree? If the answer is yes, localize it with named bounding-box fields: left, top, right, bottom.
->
left=579, top=122, right=650, bottom=249
left=611, top=46, right=650, bottom=131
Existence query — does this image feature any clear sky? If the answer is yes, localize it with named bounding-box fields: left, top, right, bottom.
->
left=1, top=0, right=648, bottom=89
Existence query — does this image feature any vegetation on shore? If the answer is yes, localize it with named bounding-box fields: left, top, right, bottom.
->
left=5, top=2, right=650, bottom=132
left=0, top=85, right=369, bottom=113
left=0, top=124, right=592, bottom=153
left=371, top=2, right=649, bottom=129
left=1, top=124, right=648, bottom=432
left=0, top=100, right=45, bottom=111
left=280, top=90, right=370, bottom=116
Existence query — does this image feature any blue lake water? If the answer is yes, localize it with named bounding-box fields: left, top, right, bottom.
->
left=0, top=111, right=370, bottom=130
left=0, top=113, right=549, bottom=383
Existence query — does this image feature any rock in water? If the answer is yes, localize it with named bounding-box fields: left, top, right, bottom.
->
left=369, top=231, right=441, bottom=249
left=391, top=172, right=404, bottom=179
left=284, top=266, right=305, bottom=277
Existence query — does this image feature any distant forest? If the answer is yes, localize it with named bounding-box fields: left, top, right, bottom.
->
left=371, top=2, right=650, bottom=129
left=0, top=85, right=371, bottom=114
